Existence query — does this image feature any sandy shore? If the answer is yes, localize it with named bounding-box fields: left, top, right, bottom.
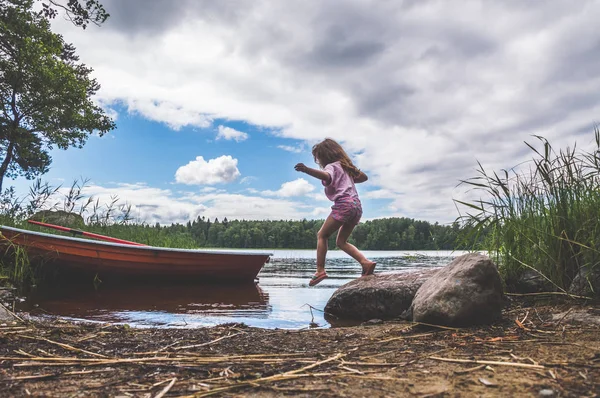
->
left=1, top=298, right=599, bottom=397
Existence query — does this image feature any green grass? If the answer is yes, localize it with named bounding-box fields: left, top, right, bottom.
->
left=456, top=129, right=600, bottom=295
left=0, top=239, right=33, bottom=288
left=77, top=223, right=198, bottom=248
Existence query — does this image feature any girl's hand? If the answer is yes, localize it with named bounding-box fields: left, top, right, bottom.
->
left=295, top=163, right=308, bottom=173
left=295, top=163, right=330, bottom=182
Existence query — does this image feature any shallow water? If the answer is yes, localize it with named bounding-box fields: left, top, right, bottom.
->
left=20, top=250, right=466, bottom=329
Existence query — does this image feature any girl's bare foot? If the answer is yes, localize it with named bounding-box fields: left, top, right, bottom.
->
left=361, top=261, right=377, bottom=276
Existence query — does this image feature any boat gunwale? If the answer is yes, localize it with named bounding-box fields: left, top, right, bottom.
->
left=0, top=225, right=273, bottom=257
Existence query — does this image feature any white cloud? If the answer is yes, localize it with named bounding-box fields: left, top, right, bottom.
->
left=278, top=144, right=304, bottom=153
left=97, top=99, right=119, bottom=121
left=49, top=183, right=325, bottom=225
left=51, top=1, right=600, bottom=222
left=127, top=99, right=212, bottom=131
left=216, top=125, right=249, bottom=142
left=311, top=207, right=330, bottom=216
left=240, top=176, right=257, bottom=185
left=62, top=183, right=207, bottom=225
left=175, top=155, right=241, bottom=185
left=262, top=178, right=316, bottom=197
left=363, top=189, right=399, bottom=200
left=185, top=192, right=311, bottom=221
left=308, top=192, right=329, bottom=202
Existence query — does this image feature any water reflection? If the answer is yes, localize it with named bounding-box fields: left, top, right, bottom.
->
left=22, top=283, right=271, bottom=327
left=20, top=250, right=465, bottom=329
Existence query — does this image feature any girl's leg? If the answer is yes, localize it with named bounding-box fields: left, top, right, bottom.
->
left=316, top=215, right=343, bottom=273
left=336, top=223, right=376, bottom=273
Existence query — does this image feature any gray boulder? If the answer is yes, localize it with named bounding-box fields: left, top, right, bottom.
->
left=30, top=210, right=85, bottom=228
left=569, top=265, right=600, bottom=297
left=411, top=253, right=503, bottom=327
left=324, top=268, right=438, bottom=321
left=509, top=269, right=555, bottom=293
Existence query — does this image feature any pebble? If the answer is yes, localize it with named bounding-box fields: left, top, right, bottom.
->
left=362, top=318, right=383, bottom=325
left=539, top=389, right=555, bottom=397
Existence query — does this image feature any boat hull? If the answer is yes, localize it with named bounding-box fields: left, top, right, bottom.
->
left=0, top=226, right=271, bottom=283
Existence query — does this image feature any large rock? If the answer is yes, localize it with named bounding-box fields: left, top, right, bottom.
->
left=569, top=265, right=600, bottom=297
left=410, top=253, right=503, bottom=327
left=30, top=210, right=84, bottom=228
left=324, top=268, right=439, bottom=321
left=508, top=269, right=556, bottom=293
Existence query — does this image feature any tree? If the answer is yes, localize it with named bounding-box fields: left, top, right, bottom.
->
left=39, top=0, right=109, bottom=29
left=0, top=0, right=115, bottom=192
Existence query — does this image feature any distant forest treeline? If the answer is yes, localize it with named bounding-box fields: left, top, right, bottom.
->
left=152, top=216, right=473, bottom=250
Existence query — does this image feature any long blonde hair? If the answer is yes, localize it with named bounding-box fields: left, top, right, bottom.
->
left=312, top=138, right=361, bottom=179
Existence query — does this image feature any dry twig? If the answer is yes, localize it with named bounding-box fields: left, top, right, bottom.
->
left=182, top=353, right=345, bottom=397
left=19, top=336, right=108, bottom=358
left=154, top=377, right=176, bottom=398
left=171, top=332, right=243, bottom=351
left=430, top=356, right=545, bottom=370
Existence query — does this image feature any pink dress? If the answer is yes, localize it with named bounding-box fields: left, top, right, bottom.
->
left=322, top=161, right=362, bottom=225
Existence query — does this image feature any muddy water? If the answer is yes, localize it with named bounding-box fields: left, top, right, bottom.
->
left=19, top=250, right=464, bottom=329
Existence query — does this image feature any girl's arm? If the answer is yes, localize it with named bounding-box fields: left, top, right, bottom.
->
left=354, top=170, right=368, bottom=183
left=295, top=163, right=331, bottom=184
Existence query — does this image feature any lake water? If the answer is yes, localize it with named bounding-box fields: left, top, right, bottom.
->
left=21, top=250, right=466, bottom=329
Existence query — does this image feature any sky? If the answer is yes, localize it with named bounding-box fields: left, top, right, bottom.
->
left=11, top=0, right=600, bottom=225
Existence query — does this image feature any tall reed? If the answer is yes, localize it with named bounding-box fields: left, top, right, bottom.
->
left=456, top=129, right=600, bottom=294
left=0, top=178, right=138, bottom=288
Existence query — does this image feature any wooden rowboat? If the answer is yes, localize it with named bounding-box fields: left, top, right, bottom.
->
left=0, top=225, right=272, bottom=283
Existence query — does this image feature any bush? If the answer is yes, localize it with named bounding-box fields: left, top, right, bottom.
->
left=456, top=129, right=600, bottom=296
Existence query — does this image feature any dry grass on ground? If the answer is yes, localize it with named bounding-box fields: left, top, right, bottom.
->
left=0, top=298, right=599, bottom=397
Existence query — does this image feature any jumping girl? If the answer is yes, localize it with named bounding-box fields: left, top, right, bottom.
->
left=295, top=138, right=376, bottom=286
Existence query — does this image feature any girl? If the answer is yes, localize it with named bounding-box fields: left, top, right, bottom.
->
left=295, top=138, right=376, bottom=286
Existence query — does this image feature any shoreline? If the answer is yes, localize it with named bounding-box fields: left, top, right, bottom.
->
left=1, top=298, right=598, bottom=397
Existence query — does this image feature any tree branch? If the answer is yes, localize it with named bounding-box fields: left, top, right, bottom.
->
left=45, top=0, right=109, bottom=28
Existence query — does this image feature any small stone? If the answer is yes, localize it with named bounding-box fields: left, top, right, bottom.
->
left=539, top=389, right=555, bottom=397
left=479, top=378, right=497, bottom=387
left=362, top=318, right=383, bottom=325
left=0, top=307, right=14, bottom=322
